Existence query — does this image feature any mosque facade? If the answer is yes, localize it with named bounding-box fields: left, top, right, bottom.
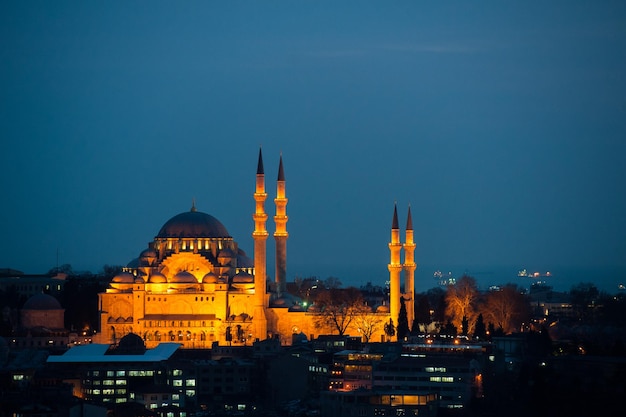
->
left=97, top=150, right=416, bottom=348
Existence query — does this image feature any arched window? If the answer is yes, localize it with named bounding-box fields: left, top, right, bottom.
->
left=155, top=331, right=161, bottom=341
left=200, top=332, right=206, bottom=341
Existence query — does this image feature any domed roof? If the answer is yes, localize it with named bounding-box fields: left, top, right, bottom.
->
left=112, top=272, right=135, bottom=283
left=113, top=333, right=146, bottom=355
left=157, top=208, right=230, bottom=238
left=140, top=248, right=157, bottom=258
left=376, top=305, right=390, bottom=313
left=171, top=270, right=198, bottom=283
left=202, top=272, right=218, bottom=283
left=23, top=294, right=62, bottom=310
left=232, top=271, right=254, bottom=283
left=148, top=272, right=167, bottom=283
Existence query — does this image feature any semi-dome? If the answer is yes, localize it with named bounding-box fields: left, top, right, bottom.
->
left=157, top=208, right=230, bottom=238
left=148, top=272, right=167, bottom=283
left=202, top=272, right=218, bottom=284
left=171, top=270, right=198, bottom=284
left=112, top=272, right=135, bottom=283
left=232, top=271, right=254, bottom=283
left=23, top=294, right=62, bottom=310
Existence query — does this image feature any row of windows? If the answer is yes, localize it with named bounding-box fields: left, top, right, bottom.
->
left=374, top=375, right=459, bottom=383
left=143, top=330, right=215, bottom=342
left=157, top=238, right=229, bottom=251
left=378, top=366, right=468, bottom=373
left=88, top=370, right=154, bottom=377
left=145, top=320, right=215, bottom=328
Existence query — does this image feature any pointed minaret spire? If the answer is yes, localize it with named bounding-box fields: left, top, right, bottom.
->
left=392, top=202, right=399, bottom=230
left=388, top=202, right=402, bottom=339
left=191, top=198, right=197, bottom=212
left=403, top=203, right=416, bottom=329
left=406, top=204, right=413, bottom=230
left=257, top=147, right=264, bottom=175
left=277, top=153, right=285, bottom=181
left=274, top=153, right=288, bottom=296
left=252, top=147, right=269, bottom=340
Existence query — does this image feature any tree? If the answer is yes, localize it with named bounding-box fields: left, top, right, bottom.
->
left=480, top=284, right=531, bottom=334
left=397, top=297, right=410, bottom=340
left=473, top=313, right=487, bottom=339
left=323, top=276, right=343, bottom=289
left=413, top=293, right=432, bottom=334
left=444, top=275, right=479, bottom=334
left=461, top=315, right=469, bottom=336
left=354, top=310, right=384, bottom=343
left=440, top=319, right=457, bottom=337
left=313, top=287, right=366, bottom=335
left=384, top=318, right=395, bottom=341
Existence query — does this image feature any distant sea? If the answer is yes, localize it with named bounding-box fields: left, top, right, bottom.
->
left=287, top=263, right=626, bottom=295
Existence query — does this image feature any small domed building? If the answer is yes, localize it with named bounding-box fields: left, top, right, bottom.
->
left=10, top=293, right=71, bottom=350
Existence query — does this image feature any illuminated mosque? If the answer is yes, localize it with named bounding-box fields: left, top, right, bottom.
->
left=97, top=149, right=415, bottom=348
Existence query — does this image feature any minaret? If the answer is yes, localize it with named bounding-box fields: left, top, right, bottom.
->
left=388, top=203, right=402, bottom=334
left=403, top=205, right=416, bottom=329
left=252, top=148, right=268, bottom=340
left=274, top=154, right=288, bottom=296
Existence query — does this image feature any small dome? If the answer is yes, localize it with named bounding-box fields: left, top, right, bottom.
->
left=307, top=304, right=320, bottom=312
left=171, top=271, right=197, bottom=284
left=114, top=333, right=146, bottom=355
left=148, top=272, right=167, bottom=283
left=140, top=248, right=157, bottom=258
left=134, top=276, right=145, bottom=284
left=232, top=271, right=254, bottom=283
left=202, top=272, right=217, bottom=284
left=139, top=249, right=157, bottom=265
left=112, top=272, right=135, bottom=283
left=23, top=294, right=62, bottom=310
left=376, top=305, right=390, bottom=313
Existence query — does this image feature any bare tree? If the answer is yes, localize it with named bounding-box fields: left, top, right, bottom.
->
left=445, top=275, right=480, bottom=334
left=354, top=310, right=384, bottom=343
left=313, top=287, right=366, bottom=335
left=480, top=284, right=531, bottom=334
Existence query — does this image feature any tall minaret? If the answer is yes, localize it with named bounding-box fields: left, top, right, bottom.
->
left=388, top=203, right=402, bottom=333
left=274, top=154, right=288, bottom=296
left=252, top=148, right=268, bottom=340
left=403, top=205, right=416, bottom=329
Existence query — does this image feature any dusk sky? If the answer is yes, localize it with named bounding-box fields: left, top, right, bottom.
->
left=1, top=2, right=625, bottom=292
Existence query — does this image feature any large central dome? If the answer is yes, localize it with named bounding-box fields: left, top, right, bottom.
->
left=157, top=208, right=231, bottom=238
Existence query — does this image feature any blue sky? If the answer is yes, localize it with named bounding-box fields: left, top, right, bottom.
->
left=1, top=2, right=625, bottom=291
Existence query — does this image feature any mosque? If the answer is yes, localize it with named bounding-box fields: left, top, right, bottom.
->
left=97, top=150, right=416, bottom=348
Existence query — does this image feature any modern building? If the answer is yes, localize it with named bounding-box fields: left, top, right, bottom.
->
left=97, top=149, right=417, bottom=348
